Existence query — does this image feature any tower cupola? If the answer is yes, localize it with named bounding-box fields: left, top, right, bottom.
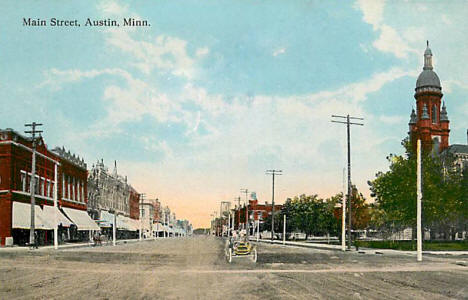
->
left=440, top=102, right=449, bottom=121
left=423, top=41, right=433, bottom=70
left=409, top=108, right=417, bottom=124
left=415, top=41, right=441, bottom=93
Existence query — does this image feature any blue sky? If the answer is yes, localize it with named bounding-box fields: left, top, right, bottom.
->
left=2, top=0, right=467, bottom=227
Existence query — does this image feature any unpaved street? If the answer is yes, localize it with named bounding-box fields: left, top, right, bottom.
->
left=0, top=236, right=467, bottom=299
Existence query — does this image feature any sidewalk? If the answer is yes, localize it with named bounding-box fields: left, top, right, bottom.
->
left=0, top=238, right=157, bottom=252
left=253, top=238, right=468, bottom=256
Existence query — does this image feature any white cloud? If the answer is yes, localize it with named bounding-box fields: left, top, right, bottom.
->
left=38, top=68, right=132, bottom=91
left=273, top=47, right=286, bottom=57
left=373, top=25, right=418, bottom=58
left=105, top=30, right=207, bottom=79
left=355, top=0, right=385, bottom=30
left=355, top=0, right=419, bottom=59
left=141, top=137, right=174, bottom=160
left=196, top=47, right=210, bottom=57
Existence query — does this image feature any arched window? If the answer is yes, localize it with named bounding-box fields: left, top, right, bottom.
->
left=432, top=104, right=437, bottom=123
left=432, top=137, right=440, bottom=155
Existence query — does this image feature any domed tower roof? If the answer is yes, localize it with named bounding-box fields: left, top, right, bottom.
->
left=415, top=41, right=441, bottom=93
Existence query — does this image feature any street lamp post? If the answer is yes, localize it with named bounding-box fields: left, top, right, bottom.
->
left=417, top=139, right=423, bottom=262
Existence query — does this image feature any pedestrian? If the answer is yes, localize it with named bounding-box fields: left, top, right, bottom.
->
left=34, top=231, right=38, bottom=249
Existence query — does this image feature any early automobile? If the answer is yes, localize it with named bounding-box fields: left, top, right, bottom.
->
left=225, top=237, right=257, bottom=263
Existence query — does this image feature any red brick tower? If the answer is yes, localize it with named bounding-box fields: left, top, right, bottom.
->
left=409, top=42, right=450, bottom=154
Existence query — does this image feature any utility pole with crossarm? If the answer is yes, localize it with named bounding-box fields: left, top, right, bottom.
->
left=25, top=122, right=43, bottom=248
left=240, top=189, right=249, bottom=240
left=331, top=114, right=363, bottom=250
left=266, top=170, right=282, bottom=242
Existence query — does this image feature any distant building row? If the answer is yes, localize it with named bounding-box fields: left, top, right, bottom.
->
left=212, top=194, right=282, bottom=237
left=0, top=128, right=191, bottom=246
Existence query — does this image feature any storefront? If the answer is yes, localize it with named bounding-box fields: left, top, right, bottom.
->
left=61, top=207, right=100, bottom=241
left=116, top=215, right=138, bottom=239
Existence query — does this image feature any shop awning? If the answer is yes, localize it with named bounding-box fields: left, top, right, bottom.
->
left=43, top=205, right=73, bottom=227
left=116, top=215, right=139, bottom=231
left=98, top=210, right=114, bottom=228
left=12, top=202, right=51, bottom=230
left=62, top=207, right=100, bottom=231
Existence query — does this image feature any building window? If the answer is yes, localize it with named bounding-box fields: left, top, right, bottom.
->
left=77, top=180, right=80, bottom=202
left=62, top=175, right=65, bottom=199
left=34, top=175, right=40, bottom=194
left=432, top=104, right=437, bottom=123
left=68, top=176, right=71, bottom=200
left=20, top=171, right=26, bottom=192
left=40, top=178, right=45, bottom=196
left=432, top=137, right=440, bottom=154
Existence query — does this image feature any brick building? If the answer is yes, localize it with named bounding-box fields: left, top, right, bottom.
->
left=0, top=129, right=98, bottom=246
left=233, top=199, right=282, bottom=233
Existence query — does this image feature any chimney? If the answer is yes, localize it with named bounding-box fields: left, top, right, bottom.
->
left=466, top=129, right=468, bottom=145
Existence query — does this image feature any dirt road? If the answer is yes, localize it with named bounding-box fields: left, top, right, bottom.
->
left=0, top=236, right=467, bottom=299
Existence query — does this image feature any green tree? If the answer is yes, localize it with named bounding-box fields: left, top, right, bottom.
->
left=282, top=194, right=337, bottom=238
left=368, top=138, right=465, bottom=239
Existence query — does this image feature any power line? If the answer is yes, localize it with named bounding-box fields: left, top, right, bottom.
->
left=331, top=114, right=363, bottom=250
left=266, top=170, right=282, bottom=242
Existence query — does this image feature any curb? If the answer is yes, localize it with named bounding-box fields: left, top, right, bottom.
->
left=253, top=239, right=468, bottom=257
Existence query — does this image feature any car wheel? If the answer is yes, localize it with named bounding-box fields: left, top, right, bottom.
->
left=251, top=248, right=257, bottom=263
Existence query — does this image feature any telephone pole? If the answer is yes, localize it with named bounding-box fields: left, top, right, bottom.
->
left=234, top=196, right=241, bottom=231
left=331, top=114, right=363, bottom=250
left=235, top=196, right=241, bottom=208
left=139, top=193, right=146, bottom=241
left=25, top=122, right=43, bottom=248
left=240, top=189, right=249, bottom=240
left=266, top=170, right=282, bottom=242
